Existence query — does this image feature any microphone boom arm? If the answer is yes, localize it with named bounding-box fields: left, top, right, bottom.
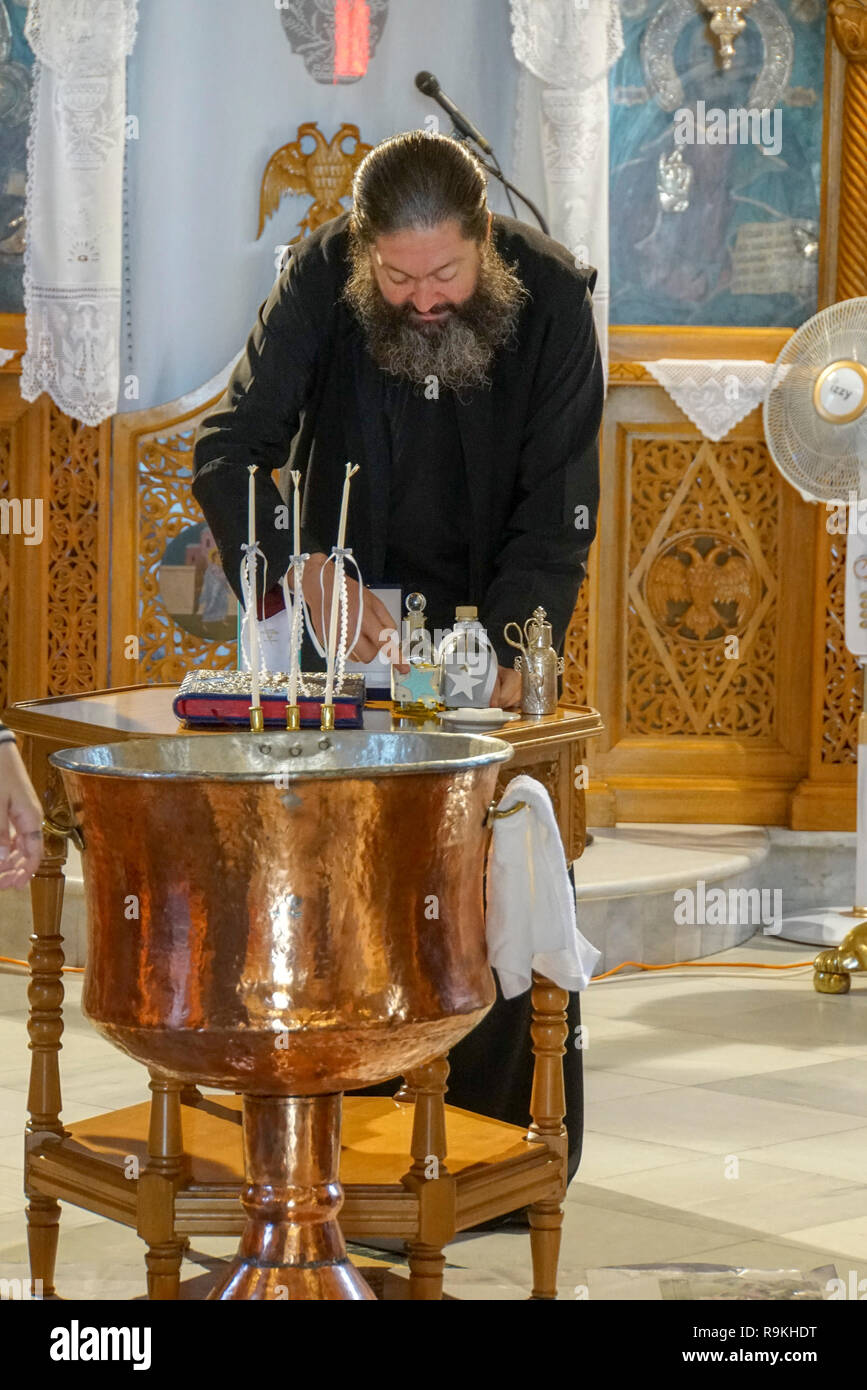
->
left=415, top=70, right=549, bottom=236
left=451, top=130, right=549, bottom=236
left=475, top=150, right=549, bottom=237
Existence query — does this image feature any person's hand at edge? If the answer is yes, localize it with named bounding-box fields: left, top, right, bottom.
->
left=490, top=666, right=522, bottom=710
left=0, top=741, right=44, bottom=889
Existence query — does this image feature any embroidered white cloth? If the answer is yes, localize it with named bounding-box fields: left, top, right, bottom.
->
left=510, top=0, right=624, bottom=389
left=20, top=0, right=138, bottom=425
left=640, top=359, right=777, bottom=442
left=485, top=774, right=600, bottom=1000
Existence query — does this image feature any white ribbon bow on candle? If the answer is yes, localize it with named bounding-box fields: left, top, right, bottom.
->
left=280, top=554, right=312, bottom=702
left=314, top=461, right=362, bottom=707
left=239, top=541, right=268, bottom=677
left=307, top=547, right=365, bottom=696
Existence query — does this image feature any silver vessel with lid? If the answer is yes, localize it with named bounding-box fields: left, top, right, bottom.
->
left=504, top=606, right=564, bottom=716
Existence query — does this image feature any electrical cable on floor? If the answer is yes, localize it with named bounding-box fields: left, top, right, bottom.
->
left=0, top=954, right=83, bottom=973
left=591, top=957, right=813, bottom=982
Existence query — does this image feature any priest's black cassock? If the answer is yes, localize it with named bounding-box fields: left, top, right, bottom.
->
left=192, top=210, right=604, bottom=1184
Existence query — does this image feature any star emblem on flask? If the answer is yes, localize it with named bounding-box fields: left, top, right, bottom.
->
left=446, top=667, right=482, bottom=700
left=394, top=663, right=440, bottom=708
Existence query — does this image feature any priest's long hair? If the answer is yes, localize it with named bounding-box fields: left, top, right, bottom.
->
left=349, top=130, right=490, bottom=245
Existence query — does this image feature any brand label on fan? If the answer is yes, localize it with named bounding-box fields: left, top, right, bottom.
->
left=817, top=366, right=866, bottom=419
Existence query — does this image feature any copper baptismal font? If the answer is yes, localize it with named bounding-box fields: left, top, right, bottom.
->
left=51, top=727, right=512, bottom=1299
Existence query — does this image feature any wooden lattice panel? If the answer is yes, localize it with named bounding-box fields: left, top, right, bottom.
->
left=563, top=557, right=591, bottom=706
left=46, top=405, right=102, bottom=695
left=821, top=533, right=860, bottom=765
left=138, top=427, right=235, bottom=682
left=625, top=436, right=779, bottom=738
left=0, top=428, right=10, bottom=710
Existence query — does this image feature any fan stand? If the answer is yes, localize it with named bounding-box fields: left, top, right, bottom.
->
left=775, top=545, right=867, bottom=991
left=761, top=311, right=867, bottom=988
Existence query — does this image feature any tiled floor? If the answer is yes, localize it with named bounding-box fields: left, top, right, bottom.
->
left=1, top=932, right=866, bottom=1300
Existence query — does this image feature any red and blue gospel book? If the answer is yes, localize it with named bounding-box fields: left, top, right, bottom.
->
left=172, top=671, right=366, bottom=728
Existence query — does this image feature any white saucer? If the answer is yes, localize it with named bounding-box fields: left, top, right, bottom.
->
left=439, top=708, right=522, bottom=730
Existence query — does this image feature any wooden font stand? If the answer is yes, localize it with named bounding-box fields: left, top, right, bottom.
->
left=6, top=686, right=600, bottom=1300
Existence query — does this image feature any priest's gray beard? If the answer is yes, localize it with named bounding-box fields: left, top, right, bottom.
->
left=342, top=235, right=529, bottom=391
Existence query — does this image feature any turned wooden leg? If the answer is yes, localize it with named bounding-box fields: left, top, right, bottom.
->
left=25, top=821, right=70, bottom=1299
left=137, top=1072, right=190, bottom=1300
left=527, top=974, right=569, bottom=1301
left=25, top=1193, right=61, bottom=1300
left=402, top=1054, right=453, bottom=1301
left=528, top=1201, right=564, bottom=1300
left=406, top=1241, right=446, bottom=1299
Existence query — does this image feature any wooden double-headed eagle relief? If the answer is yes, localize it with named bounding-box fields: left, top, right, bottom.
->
left=257, top=122, right=372, bottom=244
left=646, top=534, right=756, bottom=644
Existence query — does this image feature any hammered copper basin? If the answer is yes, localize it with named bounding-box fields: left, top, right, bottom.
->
left=50, top=730, right=512, bottom=1094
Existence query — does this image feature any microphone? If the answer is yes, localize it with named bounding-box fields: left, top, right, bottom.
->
left=414, top=71, right=493, bottom=155
left=413, top=70, right=548, bottom=233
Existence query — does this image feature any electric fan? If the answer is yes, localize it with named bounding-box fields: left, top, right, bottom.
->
left=763, top=296, right=867, bottom=980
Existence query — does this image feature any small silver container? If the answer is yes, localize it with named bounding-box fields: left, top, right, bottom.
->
left=505, top=607, right=564, bottom=716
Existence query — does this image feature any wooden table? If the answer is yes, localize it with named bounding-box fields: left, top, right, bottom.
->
left=2, top=684, right=603, bottom=1300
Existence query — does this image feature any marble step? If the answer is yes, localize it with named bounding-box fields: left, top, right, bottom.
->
left=574, top=824, right=856, bottom=977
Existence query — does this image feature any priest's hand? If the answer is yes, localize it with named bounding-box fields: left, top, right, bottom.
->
left=301, top=553, right=408, bottom=671
left=491, top=666, right=522, bottom=710
left=0, top=741, right=44, bottom=889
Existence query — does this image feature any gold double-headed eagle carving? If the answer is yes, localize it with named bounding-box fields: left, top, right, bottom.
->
left=257, top=122, right=372, bottom=244
left=646, top=535, right=755, bottom=642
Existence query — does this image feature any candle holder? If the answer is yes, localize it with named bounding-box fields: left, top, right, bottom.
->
left=249, top=706, right=265, bottom=733
left=320, top=703, right=335, bottom=732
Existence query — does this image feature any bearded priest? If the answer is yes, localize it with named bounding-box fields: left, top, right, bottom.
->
left=192, top=129, right=604, bottom=1192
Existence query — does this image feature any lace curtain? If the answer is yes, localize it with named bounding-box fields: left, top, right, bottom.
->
left=20, top=0, right=138, bottom=425
left=510, top=0, right=624, bottom=388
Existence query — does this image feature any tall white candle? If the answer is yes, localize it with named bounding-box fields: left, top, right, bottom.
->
left=247, top=465, right=261, bottom=710
left=291, top=468, right=301, bottom=557
left=324, top=462, right=359, bottom=706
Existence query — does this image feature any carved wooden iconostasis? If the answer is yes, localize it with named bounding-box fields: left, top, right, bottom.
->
left=0, top=3, right=863, bottom=832
left=566, top=0, right=862, bottom=831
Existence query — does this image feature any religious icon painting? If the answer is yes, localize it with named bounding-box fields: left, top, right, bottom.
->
left=610, top=0, right=825, bottom=329
left=158, top=522, right=238, bottom=645
left=0, top=0, right=34, bottom=313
